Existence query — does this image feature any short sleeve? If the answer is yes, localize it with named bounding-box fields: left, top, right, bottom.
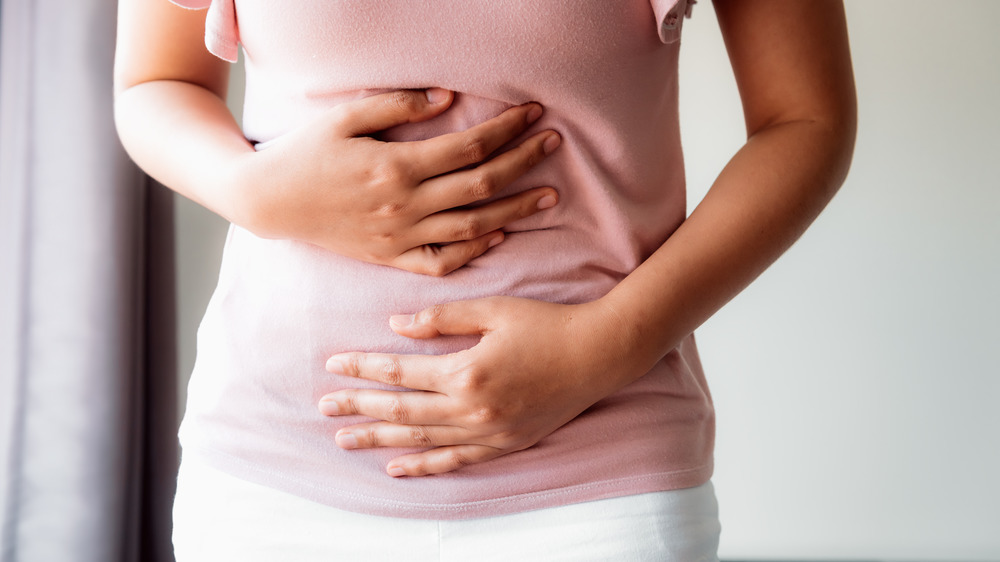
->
left=169, top=0, right=240, bottom=62
left=650, top=0, right=695, bottom=44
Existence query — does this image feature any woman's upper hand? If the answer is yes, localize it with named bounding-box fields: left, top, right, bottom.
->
left=229, top=89, right=561, bottom=276
left=317, top=296, right=654, bottom=477
left=116, top=4, right=558, bottom=276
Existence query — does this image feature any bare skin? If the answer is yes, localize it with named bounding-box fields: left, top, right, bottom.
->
left=115, top=0, right=561, bottom=277
left=316, top=0, right=858, bottom=477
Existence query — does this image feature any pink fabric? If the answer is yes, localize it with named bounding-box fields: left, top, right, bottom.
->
left=173, top=0, right=695, bottom=61
left=169, top=0, right=239, bottom=62
left=176, top=0, right=713, bottom=519
left=652, top=0, right=696, bottom=42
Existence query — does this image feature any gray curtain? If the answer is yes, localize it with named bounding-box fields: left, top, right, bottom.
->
left=0, top=0, right=178, bottom=560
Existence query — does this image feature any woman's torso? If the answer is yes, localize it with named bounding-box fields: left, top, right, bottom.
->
left=179, top=0, right=715, bottom=519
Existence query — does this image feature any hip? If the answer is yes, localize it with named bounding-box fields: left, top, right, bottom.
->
left=172, top=454, right=721, bottom=562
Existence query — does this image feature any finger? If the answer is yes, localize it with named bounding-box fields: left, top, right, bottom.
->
left=413, top=130, right=561, bottom=215
left=331, top=422, right=467, bottom=450
left=334, top=89, right=454, bottom=137
left=326, top=351, right=455, bottom=392
left=388, top=300, right=495, bottom=339
left=385, top=445, right=503, bottom=477
left=412, top=186, right=558, bottom=245
left=318, top=388, right=450, bottom=425
left=390, top=231, right=505, bottom=277
left=405, top=102, right=545, bottom=179
left=387, top=186, right=558, bottom=277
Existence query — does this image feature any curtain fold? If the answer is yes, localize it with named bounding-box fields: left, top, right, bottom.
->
left=0, top=0, right=177, bottom=560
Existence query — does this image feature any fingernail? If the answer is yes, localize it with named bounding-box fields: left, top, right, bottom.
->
left=425, top=88, right=449, bottom=104
left=526, top=104, right=543, bottom=124
left=326, top=357, right=346, bottom=374
left=537, top=194, right=557, bottom=210
left=387, top=466, right=406, bottom=478
left=336, top=432, right=358, bottom=449
left=542, top=132, right=561, bottom=154
left=488, top=234, right=504, bottom=248
left=389, top=314, right=415, bottom=329
left=318, top=398, right=340, bottom=416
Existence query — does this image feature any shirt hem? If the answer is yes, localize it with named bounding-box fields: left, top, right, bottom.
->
left=181, top=444, right=714, bottom=520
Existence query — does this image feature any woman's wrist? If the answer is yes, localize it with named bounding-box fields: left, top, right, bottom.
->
left=218, top=148, right=275, bottom=235
left=574, top=296, right=670, bottom=395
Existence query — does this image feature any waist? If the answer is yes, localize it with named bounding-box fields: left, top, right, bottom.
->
left=182, top=225, right=716, bottom=518
left=199, top=226, right=623, bottom=389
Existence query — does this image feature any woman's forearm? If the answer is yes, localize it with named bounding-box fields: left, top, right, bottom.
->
left=600, top=116, right=857, bottom=382
left=599, top=0, right=858, bottom=379
left=115, top=80, right=253, bottom=222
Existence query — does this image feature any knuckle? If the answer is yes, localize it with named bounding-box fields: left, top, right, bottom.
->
left=417, top=304, right=447, bottom=325
left=386, top=90, right=418, bottom=113
left=408, top=427, right=433, bottom=447
left=386, top=398, right=408, bottom=424
left=461, top=136, right=490, bottom=163
left=454, top=242, right=482, bottom=265
left=363, top=426, right=381, bottom=448
left=467, top=172, right=497, bottom=200
left=372, top=200, right=407, bottom=220
left=468, top=405, right=500, bottom=426
left=462, top=242, right=483, bottom=261
left=424, top=260, right=451, bottom=278
left=448, top=450, right=475, bottom=469
left=454, top=363, right=486, bottom=393
left=368, top=160, right=407, bottom=191
left=375, top=232, right=399, bottom=249
left=342, top=354, right=363, bottom=377
left=379, top=357, right=404, bottom=387
left=407, top=459, right=430, bottom=476
left=452, top=215, right=484, bottom=241
left=342, top=391, right=362, bottom=415
left=525, top=141, right=546, bottom=167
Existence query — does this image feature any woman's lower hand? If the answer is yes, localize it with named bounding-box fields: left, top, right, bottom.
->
left=229, top=89, right=561, bottom=276
left=318, top=296, right=649, bottom=477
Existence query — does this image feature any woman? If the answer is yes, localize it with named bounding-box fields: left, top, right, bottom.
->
left=114, top=0, right=856, bottom=559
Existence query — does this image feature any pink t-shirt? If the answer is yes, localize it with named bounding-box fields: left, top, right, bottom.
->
left=173, top=0, right=713, bottom=519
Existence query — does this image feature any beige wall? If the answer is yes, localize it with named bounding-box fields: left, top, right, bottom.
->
left=174, top=1, right=1000, bottom=558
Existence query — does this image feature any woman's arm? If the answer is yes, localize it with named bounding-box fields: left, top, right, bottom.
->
left=602, top=0, right=858, bottom=368
left=114, top=0, right=561, bottom=276
left=318, top=0, right=857, bottom=476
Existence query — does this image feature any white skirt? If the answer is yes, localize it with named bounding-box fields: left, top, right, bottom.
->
left=173, top=456, right=721, bottom=562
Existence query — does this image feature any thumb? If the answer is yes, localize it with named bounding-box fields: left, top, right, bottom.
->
left=389, top=299, right=491, bottom=339
left=336, top=88, right=453, bottom=137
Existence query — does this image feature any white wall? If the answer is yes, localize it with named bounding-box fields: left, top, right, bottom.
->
left=175, top=1, right=1000, bottom=559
